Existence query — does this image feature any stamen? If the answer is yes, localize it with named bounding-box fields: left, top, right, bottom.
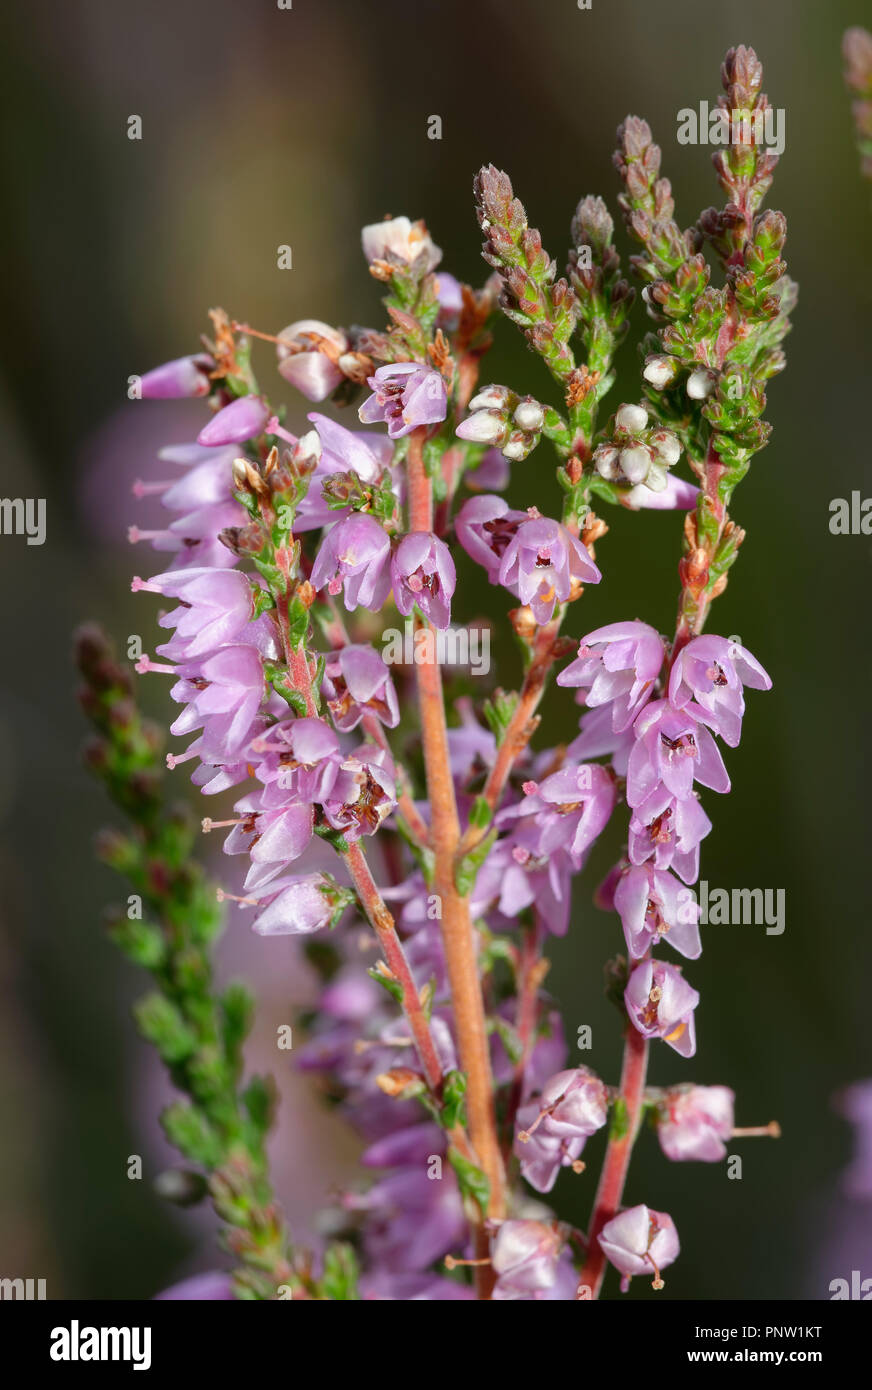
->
left=135, top=655, right=176, bottom=675
left=132, top=478, right=172, bottom=498
left=732, top=1121, right=781, bottom=1139
left=166, top=749, right=197, bottom=769
left=216, top=888, right=259, bottom=906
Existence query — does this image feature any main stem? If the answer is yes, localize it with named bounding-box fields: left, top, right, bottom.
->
left=407, top=431, right=507, bottom=1295
left=576, top=1025, right=649, bottom=1299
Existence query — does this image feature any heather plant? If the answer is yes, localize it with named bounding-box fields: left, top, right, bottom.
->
left=844, top=26, right=872, bottom=181
left=78, top=44, right=790, bottom=1300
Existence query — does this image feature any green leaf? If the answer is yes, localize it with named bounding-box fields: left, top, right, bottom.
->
left=609, top=1096, right=629, bottom=1142
left=455, top=828, right=497, bottom=896
left=161, top=1102, right=224, bottom=1168
left=440, top=1069, right=467, bottom=1129
left=320, top=1243, right=360, bottom=1301
left=468, top=796, right=493, bottom=831
left=134, top=992, right=198, bottom=1064
left=448, top=1146, right=490, bottom=1218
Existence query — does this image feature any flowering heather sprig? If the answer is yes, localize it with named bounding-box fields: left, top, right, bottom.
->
left=79, top=43, right=789, bottom=1301
left=843, top=28, right=872, bottom=181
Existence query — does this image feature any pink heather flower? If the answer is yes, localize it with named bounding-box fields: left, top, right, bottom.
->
left=471, top=822, right=574, bottom=936
left=627, top=698, right=730, bottom=809
left=263, top=716, right=344, bottom=803
left=491, top=1220, right=563, bottom=1300
left=609, top=863, right=702, bottom=960
left=515, top=1067, right=608, bottom=1193
left=225, top=787, right=315, bottom=892
left=276, top=320, right=347, bottom=401
left=322, top=644, right=399, bottom=731
left=139, top=354, right=213, bottom=400
left=321, top=749, right=397, bottom=840
left=514, top=1105, right=584, bottom=1194
left=498, top=515, right=601, bottom=624
left=168, top=644, right=265, bottom=759
left=196, top=394, right=270, bottom=447
left=625, top=958, right=699, bottom=1057
left=343, top=1164, right=465, bottom=1274
left=310, top=513, right=392, bottom=612
left=628, top=785, right=711, bottom=885
left=435, top=271, right=464, bottom=325
left=129, top=443, right=245, bottom=571
left=294, top=413, right=395, bottom=533
left=358, top=363, right=448, bottom=439
left=467, top=448, right=511, bottom=492
left=598, top=1204, right=679, bottom=1289
left=390, top=531, right=455, bottom=629
left=361, top=216, right=442, bottom=271
left=657, top=1085, right=735, bottom=1162
left=668, top=634, right=771, bottom=747
left=557, top=620, right=664, bottom=732
left=621, top=475, right=699, bottom=511
left=533, top=1068, right=609, bottom=1139
left=247, top=874, right=341, bottom=937
left=455, top=494, right=526, bottom=582
left=132, top=567, right=254, bottom=662
left=515, top=763, right=615, bottom=862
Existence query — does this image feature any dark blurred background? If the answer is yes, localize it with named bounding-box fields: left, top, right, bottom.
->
left=0, top=0, right=870, bottom=1299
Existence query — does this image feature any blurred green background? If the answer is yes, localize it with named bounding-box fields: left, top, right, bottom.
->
left=0, top=0, right=869, bottom=1299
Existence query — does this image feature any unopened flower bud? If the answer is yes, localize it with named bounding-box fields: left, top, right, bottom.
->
left=649, top=429, right=681, bottom=465
left=643, top=355, right=679, bottom=389
left=616, top=402, right=648, bottom=433
left=620, top=445, right=653, bottom=484
left=686, top=368, right=717, bottom=400
left=513, top=399, right=545, bottom=432
left=593, top=444, right=621, bottom=481
left=502, top=434, right=529, bottom=462
left=456, top=410, right=507, bottom=445
left=469, top=385, right=513, bottom=411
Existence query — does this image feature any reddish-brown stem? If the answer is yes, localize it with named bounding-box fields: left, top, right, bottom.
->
left=342, top=841, right=444, bottom=1091
left=407, top=430, right=507, bottom=1295
left=576, top=1025, right=649, bottom=1300
left=459, top=618, right=561, bottom=856
left=504, top=922, right=548, bottom=1155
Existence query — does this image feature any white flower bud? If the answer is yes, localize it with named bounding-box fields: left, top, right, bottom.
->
left=513, top=400, right=545, bottom=433
left=620, top=445, right=653, bottom=484
left=502, top=437, right=528, bottom=462
left=616, top=403, right=648, bottom=433
left=457, top=410, right=505, bottom=443
left=643, top=356, right=678, bottom=390
left=593, top=445, right=620, bottom=481
left=469, top=385, right=511, bottom=411
left=645, top=462, right=669, bottom=492
left=277, top=319, right=346, bottom=359
left=649, top=429, right=681, bottom=465
left=687, top=368, right=716, bottom=400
